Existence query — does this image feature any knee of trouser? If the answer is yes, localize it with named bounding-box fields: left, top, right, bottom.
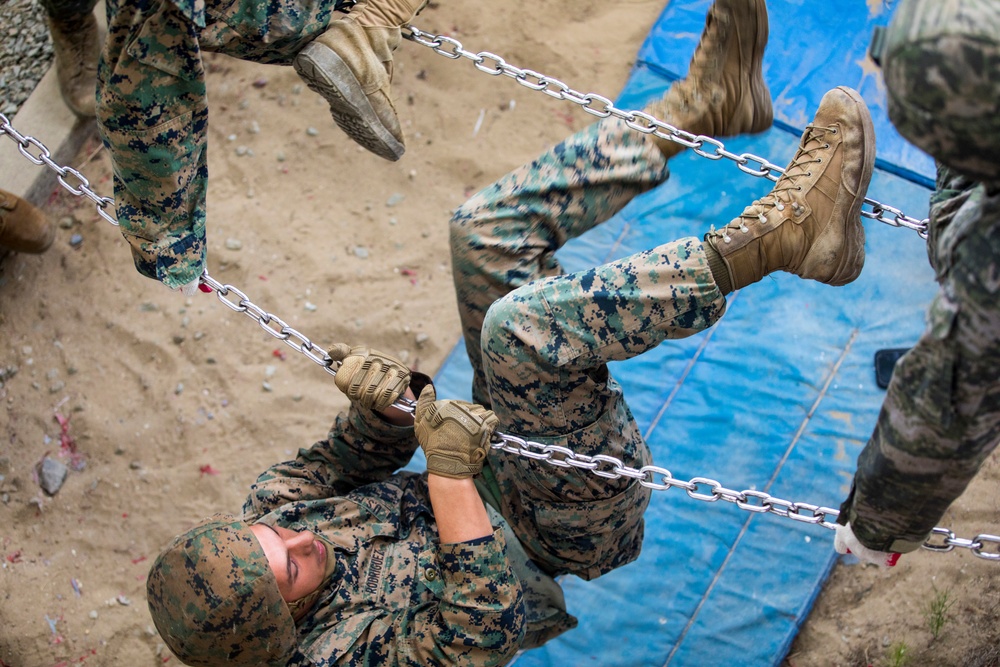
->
left=883, top=0, right=1000, bottom=183
left=481, top=288, right=560, bottom=376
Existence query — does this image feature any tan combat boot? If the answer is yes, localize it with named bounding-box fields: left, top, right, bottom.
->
left=0, top=189, right=55, bottom=254
left=46, top=11, right=100, bottom=118
left=704, top=86, right=875, bottom=292
left=645, top=0, right=772, bottom=159
left=293, top=0, right=428, bottom=161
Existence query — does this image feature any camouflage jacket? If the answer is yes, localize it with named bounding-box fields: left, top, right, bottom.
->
left=97, top=0, right=343, bottom=288
left=241, top=400, right=528, bottom=666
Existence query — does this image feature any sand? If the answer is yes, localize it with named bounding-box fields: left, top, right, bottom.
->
left=1, top=1, right=997, bottom=665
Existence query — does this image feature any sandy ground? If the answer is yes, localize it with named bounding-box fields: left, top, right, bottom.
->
left=1, top=0, right=998, bottom=665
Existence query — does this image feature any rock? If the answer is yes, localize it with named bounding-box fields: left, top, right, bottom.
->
left=38, top=457, right=68, bottom=495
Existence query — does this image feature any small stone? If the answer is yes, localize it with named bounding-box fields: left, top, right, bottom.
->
left=291, top=84, right=302, bottom=94
left=174, top=383, right=184, bottom=395
left=276, top=151, right=286, bottom=162
left=398, top=350, right=410, bottom=363
left=264, top=365, right=277, bottom=378
left=262, top=381, right=273, bottom=392
left=89, top=610, right=98, bottom=620
left=248, top=120, right=260, bottom=134
left=388, top=217, right=397, bottom=225
left=69, top=234, right=83, bottom=248
left=353, top=246, right=369, bottom=259
left=252, top=78, right=267, bottom=88
left=386, top=193, right=405, bottom=207
left=129, top=461, right=142, bottom=470
left=38, top=457, right=68, bottom=495
left=235, top=146, right=248, bottom=156
left=225, top=238, right=243, bottom=250
left=116, top=594, right=131, bottom=606
left=415, top=333, right=430, bottom=348
left=304, top=302, right=317, bottom=312
left=306, top=127, right=319, bottom=136
left=227, top=134, right=237, bottom=141
left=193, top=331, right=205, bottom=341
left=48, top=381, right=65, bottom=394
left=58, top=216, right=75, bottom=229
left=172, top=335, right=185, bottom=345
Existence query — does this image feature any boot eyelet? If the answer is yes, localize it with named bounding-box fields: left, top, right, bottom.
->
left=816, top=157, right=822, bottom=163
left=806, top=172, right=812, bottom=177
left=796, top=186, right=802, bottom=191
left=823, top=144, right=830, bottom=149
left=830, top=128, right=838, bottom=134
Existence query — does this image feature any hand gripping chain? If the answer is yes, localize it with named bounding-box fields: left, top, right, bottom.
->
left=2, top=83, right=993, bottom=559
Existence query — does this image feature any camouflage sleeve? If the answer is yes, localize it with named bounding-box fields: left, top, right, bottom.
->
left=244, top=400, right=421, bottom=515
left=293, top=529, right=525, bottom=667
left=839, top=169, right=1000, bottom=553
left=96, top=0, right=209, bottom=288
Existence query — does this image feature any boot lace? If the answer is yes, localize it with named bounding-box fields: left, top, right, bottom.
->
left=711, top=125, right=836, bottom=243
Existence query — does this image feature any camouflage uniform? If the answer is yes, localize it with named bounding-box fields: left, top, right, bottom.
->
left=240, top=381, right=527, bottom=666
left=838, top=0, right=1000, bottom=552
left=97, top=0, right=352, bottom=288
left=451, top=116, right=728, bottom=579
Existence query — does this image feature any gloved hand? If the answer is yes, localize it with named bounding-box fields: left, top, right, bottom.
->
left=415, top=385, right=498, bottom=479
left=834, top=521, right=900, bottom=567
left=330, top=344, right=411, bottom=412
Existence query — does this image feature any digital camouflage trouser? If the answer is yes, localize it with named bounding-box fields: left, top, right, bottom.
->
left=839, top=0, right=1000, bottom=553
left=840, top=166, right=1000, bottom=552
left=450, top=117, right=728, bottom=580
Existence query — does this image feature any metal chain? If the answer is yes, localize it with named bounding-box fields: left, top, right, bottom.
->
left=403, top=24, right=931, bottom=239
left=2, top=107, right=993, bottom=560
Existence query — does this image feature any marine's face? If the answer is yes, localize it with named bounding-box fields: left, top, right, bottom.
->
left=249, top=523, right=327, bottom=603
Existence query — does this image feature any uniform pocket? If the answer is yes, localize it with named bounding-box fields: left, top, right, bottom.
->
left=530, top=480, right=649, bottom=580
left=98, top=111, right=204, bottom=242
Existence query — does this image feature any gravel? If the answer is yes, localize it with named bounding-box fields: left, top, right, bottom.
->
left=0, top=0, right=56, bottom=116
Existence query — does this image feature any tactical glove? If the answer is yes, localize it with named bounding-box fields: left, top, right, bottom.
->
left=330, top=344, right=410, bottom=412
left=415, top=385, right=498, bottom=479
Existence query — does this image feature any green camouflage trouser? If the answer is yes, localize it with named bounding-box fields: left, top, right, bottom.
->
left=450, top=117, right=728, bottom=580
left=841, top=167, right=1000, bottom=552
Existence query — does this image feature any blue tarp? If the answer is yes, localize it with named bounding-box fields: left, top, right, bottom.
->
left=430, top=1, right=939, bottom=664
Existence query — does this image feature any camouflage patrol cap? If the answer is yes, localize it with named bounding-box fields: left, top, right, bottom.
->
left=882, top=0, right=1000, bottom=182
left=146, top=514, right=297, bottom=667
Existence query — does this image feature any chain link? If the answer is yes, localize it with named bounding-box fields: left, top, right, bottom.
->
left=491, top=434, right=1000, bottom=560
left=403, top=24, right=931, bottom=240
left=0, top=89, right=987, bottom=558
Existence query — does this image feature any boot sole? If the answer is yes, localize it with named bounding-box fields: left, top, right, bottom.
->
left=826, top=85, right=875, bottom=286
left=293, top=42, right=405, bottom=162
